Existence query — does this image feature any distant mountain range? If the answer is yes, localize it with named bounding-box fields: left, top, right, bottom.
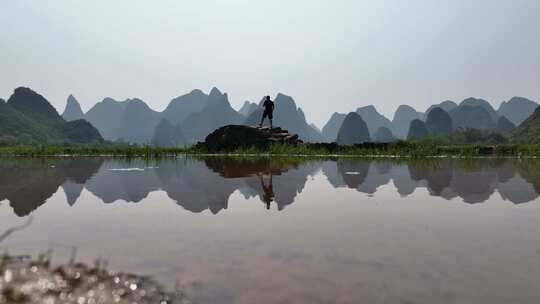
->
left=2, top=86, right=539, bottom=146
left=325, top=97, right=538, bottom=143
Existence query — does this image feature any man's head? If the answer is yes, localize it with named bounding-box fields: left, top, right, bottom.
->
left=265, top=96, right=271, bottom=101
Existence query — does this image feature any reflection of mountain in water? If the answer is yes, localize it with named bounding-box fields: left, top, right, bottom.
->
left=80, top=157, right=318, bottom=214
left=2, top=158, right=540, bottom=217
left=322, top=159, right=540, bottom=204
left=0, top=158, right=103, bottom=216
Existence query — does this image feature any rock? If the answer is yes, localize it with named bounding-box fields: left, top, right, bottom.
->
left=407, top=119, right=428, bottom=140
left=336, top=112, right=371, bottom=145
left=201, top=125, right=304, bottom=152
left=426, top=107, right=453, bottom=135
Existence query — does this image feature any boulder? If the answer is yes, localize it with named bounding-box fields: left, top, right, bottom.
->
left=201, top=125, right=304, bottom=152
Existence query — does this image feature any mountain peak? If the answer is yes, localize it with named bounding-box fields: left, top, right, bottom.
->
left=190, top=89, right=204, bottom=95
left=209, top=87, right=223, bottom=97
left=274, top=93, right=298, bottom=110
left=392, top=104, right=421, bottom=139
left=498, top=96, right=538, bottom=126
left=239, top=101, right=258, bottom=116
left=8, top=86, right=64, bottom=125
left=62, top=94, right=84, bottom=121
left=337, top=112, right=370, bottom=144
left=426, top=100, right=457, bottom=115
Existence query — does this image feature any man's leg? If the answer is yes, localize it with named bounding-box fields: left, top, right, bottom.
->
left=270, top=119, right=273, bottom=129
left=259, top=114, right=264, bottom=127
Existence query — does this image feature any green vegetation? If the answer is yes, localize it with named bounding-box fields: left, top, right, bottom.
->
left=193, top=141, right=540, bottom=157
left=1, top=142, right=540, bottom=158
left=0, top=87, right=103, bottom=145
left=0, top=145, right=189, bottom=157
left=511, top=106, right=540, bottom=144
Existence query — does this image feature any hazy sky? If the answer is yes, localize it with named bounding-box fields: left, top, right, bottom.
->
left=2, top=0, right=540, bottom=127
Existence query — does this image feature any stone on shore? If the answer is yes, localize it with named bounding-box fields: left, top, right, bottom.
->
left=199, top=125, right=304, bottom=152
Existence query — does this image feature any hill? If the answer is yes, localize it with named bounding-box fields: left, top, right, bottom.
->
left=511, top=106, right=540, bottom=143
left=62, top=95, right=85, bottom=121
left=498, top=97, right=538, bottom=126
left=182, top=88, right=245, bottom=144
left=321, top=112, right=347, bottom=142
left=161, top=89, right=209, bottom=125
left=85, top=98, right=160, bottom=144
left=356, top=105, right=394, bottom=137
left=0, top=87, right=103, bottom=145
left=392, top=105, right=422, bottom=139
left=450, top=105, right=496, bottom=131
left=238, top=101, right=259, bottom=117
left=337, top=112, right=370, bottom=145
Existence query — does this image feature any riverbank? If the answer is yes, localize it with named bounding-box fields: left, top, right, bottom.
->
left=1, top=142, right=540, bottom=158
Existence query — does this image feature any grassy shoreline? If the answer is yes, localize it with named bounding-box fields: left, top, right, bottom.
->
left=1, top=142, right=540, bottom=158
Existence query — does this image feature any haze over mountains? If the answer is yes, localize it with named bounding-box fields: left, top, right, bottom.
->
left=1, top=86, right=539, bottom=146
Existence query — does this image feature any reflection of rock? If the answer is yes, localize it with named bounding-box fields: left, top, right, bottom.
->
left=335, top=160, right=370, bottom=189
left=62, top=181, right=84, bottom=206
left=408, top=161, right=453, bottom=195
left=0, top=159, right=102, bottom=217
left=498, top=176, right=539, bottom=204
left=391, top=165, right=419, bottom=196
left=203, top=157, right=300, bottom=178
left=5, top=157, right=540, bottom=218
left=515, top=160, right=540, bottom=195
left=449, top=168, right=498, bottom=204
left=322, top=158, right=540, bottom=205
left=204, top=157, right=318, bottom=211
left=357, top=163, right=393, bottom=194
left=85, top=160, right=162, bottom=203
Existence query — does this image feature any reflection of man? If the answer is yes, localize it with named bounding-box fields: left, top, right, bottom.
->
left=259, top=96, right=275, bottom=129
left=260, top=174, right=274, bottom=210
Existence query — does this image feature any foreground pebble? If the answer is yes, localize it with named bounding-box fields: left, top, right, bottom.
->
left=0, top=256, right=189, bottom=304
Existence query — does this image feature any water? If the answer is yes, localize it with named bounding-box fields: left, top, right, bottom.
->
left=1, top=157, right=540, bottom=304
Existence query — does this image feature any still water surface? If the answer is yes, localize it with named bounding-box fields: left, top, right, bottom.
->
left=1, top=157, right=540, bottom=304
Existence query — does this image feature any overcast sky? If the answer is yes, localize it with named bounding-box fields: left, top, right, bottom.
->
left=2, top=0, right=540, bottom=127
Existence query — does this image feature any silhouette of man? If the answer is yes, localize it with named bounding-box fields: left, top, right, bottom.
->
left=260, top=174, right=274, bottom=210
left=259, top=96, right=275, bottom=129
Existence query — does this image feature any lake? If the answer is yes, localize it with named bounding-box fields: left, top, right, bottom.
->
left=1, top=157, right=540, bottom=304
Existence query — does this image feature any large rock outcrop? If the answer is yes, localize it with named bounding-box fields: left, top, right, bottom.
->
left=450, top=105, right=496, bottom=131
left=392, top=105, right=422, bottom=139
left=151, top=118, right=186, bottom=147
left=62, top=95, right=85, bottom=121
left=322, top=112, right=347, bottom=142
left=425, top=100, right=458, bottom=118
left=498, top=96, right=538, bottom=126
left=336, top=112, right=370, bottom=145
left=356, top=105, right=394, bottom=137
left=200, top=125, right=303, bottom=152
left=373, top=127, right=395, bottom=142
left=407, top=119, right=428, bottom=140
left=425, top=107, right=453, bottom=135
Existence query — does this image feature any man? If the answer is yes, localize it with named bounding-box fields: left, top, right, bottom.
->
left=260, top=174, right=274, bottom=210
left=259, top=95, right=275, bottom=129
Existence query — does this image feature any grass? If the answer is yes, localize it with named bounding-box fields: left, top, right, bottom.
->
left=0, top=145, right=189, bottom=157
left=223, top=141, right=540, bottom=158
left=1, top=141, right=540, bottom=158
